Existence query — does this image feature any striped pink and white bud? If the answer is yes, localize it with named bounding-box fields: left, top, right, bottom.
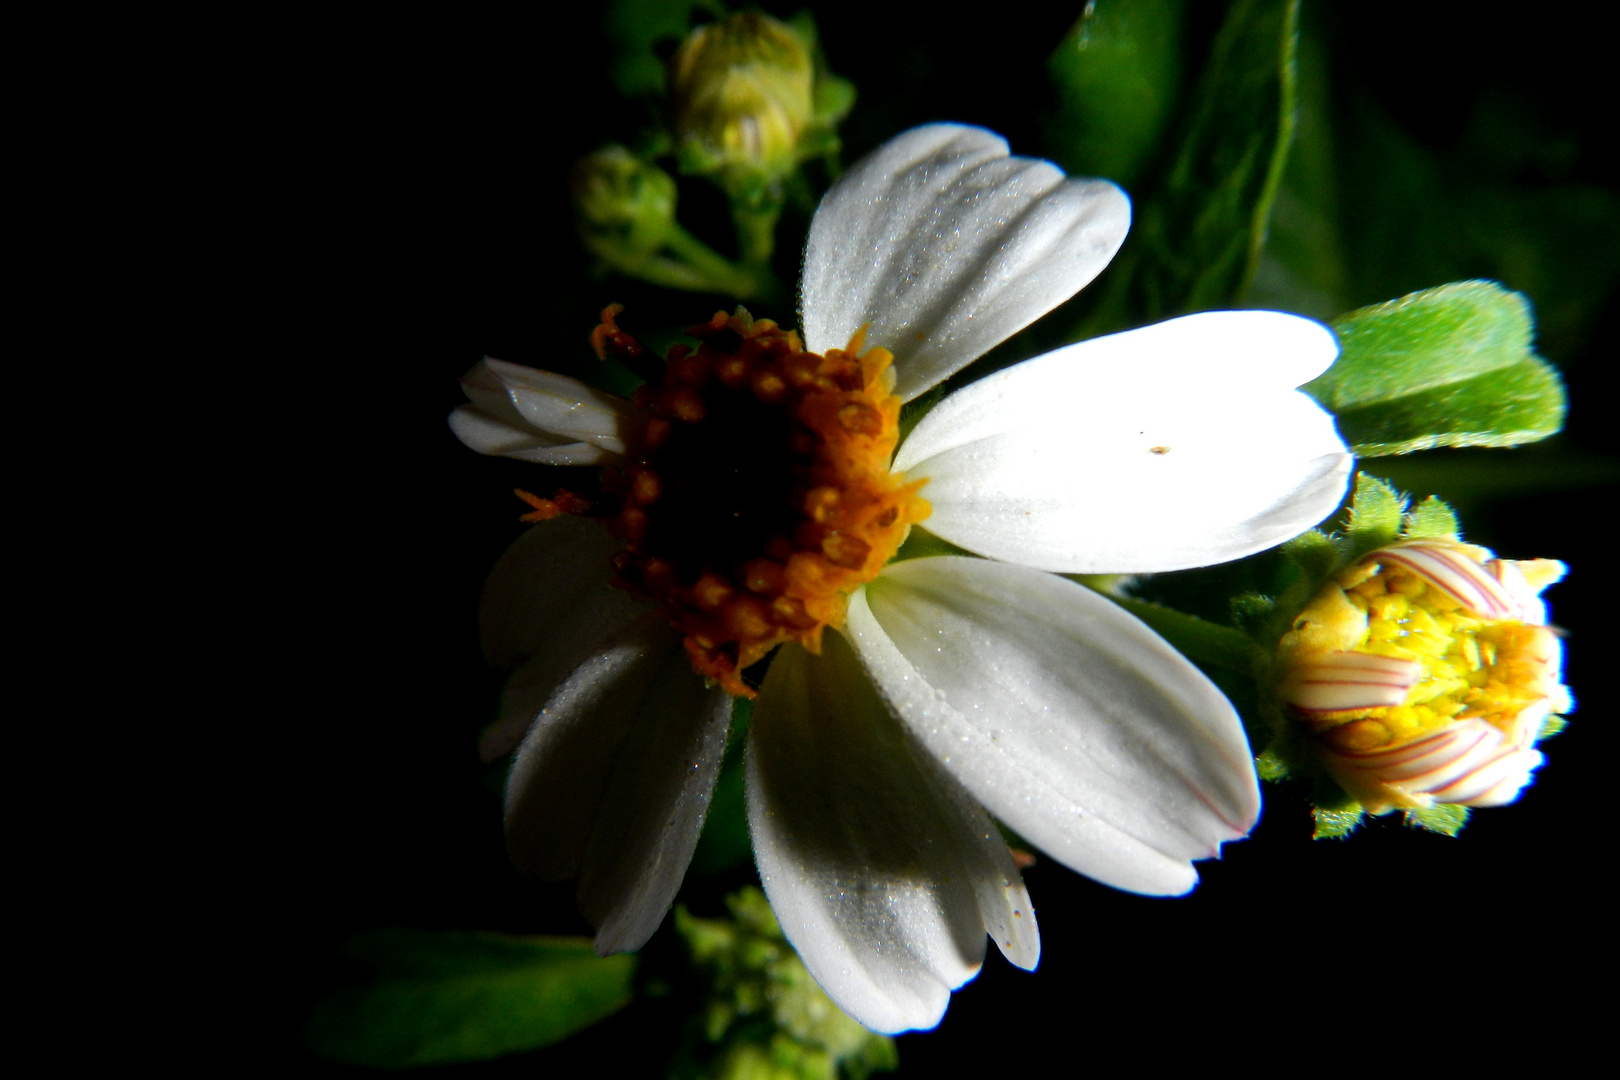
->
left=1275, top=538, right=1568, bottom=815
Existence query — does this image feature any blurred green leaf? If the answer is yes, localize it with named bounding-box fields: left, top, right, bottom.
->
left=606, top=0, right=722, bottom=96
left=306, top=930, right=636, bottom=1068
left=1140, top=0, right=1297, bottom=313
left=1310, top=281, right=1566, bottom=455
left=1076, top=0, right=1298, bottom=333
left=1043, top=0, right=1187, bottom=186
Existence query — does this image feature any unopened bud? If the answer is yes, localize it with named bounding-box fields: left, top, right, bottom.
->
left=569, top=145, right=678, bottom=258
left=667, top=13, right=815, bottom=191
left=1277, top=539, right=1569, bottom=814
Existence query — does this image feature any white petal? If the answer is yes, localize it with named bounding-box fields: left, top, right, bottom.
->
left=505, top=616, right=732, bottom=955
left=847, top=557, right=1261, bottom=896
left=892, top=311, right=1352, bottom=572
left=800, top=124, right=1129, bottom=402
left=747, top=634, right=1038, bottom=1034
left=478, top=517, right=641, bottom=668
left=450, top=359, right=629, bottom=462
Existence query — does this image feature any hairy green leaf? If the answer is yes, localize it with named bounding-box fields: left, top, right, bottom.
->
left=1309, top=281, right=1566, bottom=455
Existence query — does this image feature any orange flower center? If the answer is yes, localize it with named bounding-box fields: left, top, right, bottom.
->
left=599, top=307, right=930, bottom=697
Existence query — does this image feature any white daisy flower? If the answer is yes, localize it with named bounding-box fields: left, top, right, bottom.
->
left=451, top=124, right=1353, bottom=1034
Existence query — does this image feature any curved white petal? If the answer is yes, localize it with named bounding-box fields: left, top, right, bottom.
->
left=747, top=633, right=1038, bottom=1034
left=450, top=358, right=629, bottom=463
left=800, top=124, right=1130, bottom=402
left=847, top=557, right=1261, bottom=896
left=478, top=516, right=642, bottom=667
left=892, top=311, right=1352, bottom=572
left=505, top=615, right=732, bottom=955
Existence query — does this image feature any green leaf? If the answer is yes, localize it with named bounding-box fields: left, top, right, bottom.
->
left=1308, top=280, right=1567, bottom=455
left=1043, top=0, right=1187, bottom=187
left=1135, top=0, right=1298, bottom=315
left=306, top=930, right=637, bottom=1068
left=1404, top=804, right=1469, bottom=836
left=1401, top=495, right=1459, bottom=541
left=1332, top=356, right=1566, bottom=455
left=1343, top=473, right=1405, bottom=555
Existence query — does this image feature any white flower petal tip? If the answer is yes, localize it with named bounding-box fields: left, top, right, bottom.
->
left=800, top=123, right=1130, bottom=401
left=892, top=311, right=1353, bottom=574
left=747, top=633, right=1039, bottom=1034
left=504, top=617, right=732, bottom=956
left=1322, top=719, right=1545, bottom=810
left=847, top=558, right=1261, bottom=900
left=449, top=358, right=630, bottom=464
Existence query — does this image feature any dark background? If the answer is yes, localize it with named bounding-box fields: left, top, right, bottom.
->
left=266, top=2, right=1616, bottom=1071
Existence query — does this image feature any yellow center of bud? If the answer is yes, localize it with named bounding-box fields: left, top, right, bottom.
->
left=1280, top=541, right=1561, bottom=750
left=599, top=307, right=930, bottom=697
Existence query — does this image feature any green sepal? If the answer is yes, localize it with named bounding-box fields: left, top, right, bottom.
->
left=1279, top=527, right=1341, bottom=584
left=305, top=930, right=637, bottom=1068
left=1404, top=804, right=1470, bottom=837
left=1255, top=749, right=1290, bottom=782
left=1343, top=473, right=1404, bottom=555
left=1538, top=715, right=1568, bottom=740
left=1308, top=280, right=1567, bottom=455
left=1312, top=806, right=1363, bottom=840
left=1401, top=494, right=1461, bottom=541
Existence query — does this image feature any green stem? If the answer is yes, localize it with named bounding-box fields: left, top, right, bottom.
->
left=1105, top=594, right=1265, bottom=675
left=661, top=222, right=784, bottom=303
left=732, top=199, right=783, bottom=270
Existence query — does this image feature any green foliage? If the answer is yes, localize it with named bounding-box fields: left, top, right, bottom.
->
left=1043, top=0, right=1187, bottom=187
left=1404, top=804, right=1470, bottom=837
left=606, top=0, right=724, bottom=97
left=674, top=890, right=897, bottom=1080
left=1122, top=0, right=1297, bottom=320
left=305, top=930, right=637, bottom=1068
left=1307, top=281, right=1567, bottom=456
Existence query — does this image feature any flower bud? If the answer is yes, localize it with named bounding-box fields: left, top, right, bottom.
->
left=667, top=13, right=815, bottom=192
left=1276, top=538, right=1569, bottom=813
left=569, top=145, right=678, bottom=259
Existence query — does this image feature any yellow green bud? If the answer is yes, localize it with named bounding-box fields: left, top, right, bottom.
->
left=1276, top=538, right=1569, bottom=814
left=667, top=13, right=815, bottom=192
left=569, top=146, right=678, bottom=258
